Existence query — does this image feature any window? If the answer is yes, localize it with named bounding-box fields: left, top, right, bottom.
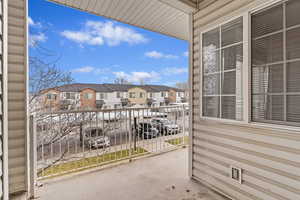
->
left=84, top=93, right=93, bottom=99
left=251, top=0, right=300, bottom=125
left=139, top=92, right=145, bottom=98
left=47, top=93, right=57, bottom=100
left=161, top=92, right=167, bottom=97
left=66, top=92, right=75, bottom=100
left=202, top=17, right=243, bottom=120
left=116, top=92, right=121, bottom=98
left=98, top=93, right=107, bottom=100
left=129, top=92, right=136, bottom=98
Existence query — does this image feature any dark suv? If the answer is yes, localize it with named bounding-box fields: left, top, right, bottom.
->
left=134, top=122, right=159, bottom=139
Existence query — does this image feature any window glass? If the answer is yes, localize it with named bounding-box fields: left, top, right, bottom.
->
left=203, top=97, right=220, bottom=118
left=287, top=61, right=300, bottom=93
left=221, top=17, right=243, bottom=47
left=252, top=33, right=283, bottom=65
left=202, top=17, right=243, bottom=120
left=251, top=0, right=300, bottom=126
left=286, top=27, right=300, bottom=60
left=252, top=64, right=283, bottom=94
left=286, top=0, right=300, bottom=28
left=251, top=4, right=283, bottom=38
left=287, top=95, right=300, bottom=123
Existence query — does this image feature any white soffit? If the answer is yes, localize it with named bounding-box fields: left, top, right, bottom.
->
left=48, top=0, right=198, bottom=40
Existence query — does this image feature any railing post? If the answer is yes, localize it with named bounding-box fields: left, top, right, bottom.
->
left=128, top=109, right=132, bottom=158
left=182, top=105, right=186, bottom=145
left=29, top=115, right=37, bottom=198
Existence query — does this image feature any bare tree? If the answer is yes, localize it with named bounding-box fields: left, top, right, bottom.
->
left=29, top=20, right=74, bottom=112
left=29, top=57, right=73, bottom=103
left=114, top=77, right=131, bottom=84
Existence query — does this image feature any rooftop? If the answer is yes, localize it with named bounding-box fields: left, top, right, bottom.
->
left=42, top=83, right=184, bottom=93
left=37, top=148, right=228, bottom=200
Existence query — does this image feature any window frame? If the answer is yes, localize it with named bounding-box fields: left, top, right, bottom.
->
left=250, top=0, right=300, bottom=127
left=200, top=14, right=248, bottom=123
left=199, top=0, right=300, bottom=131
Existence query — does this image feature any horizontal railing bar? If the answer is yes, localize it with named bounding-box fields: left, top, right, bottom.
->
left=38, top=105, right=189, bottom=115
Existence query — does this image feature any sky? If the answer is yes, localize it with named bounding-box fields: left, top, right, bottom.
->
left=29, top=0, right=189, bottom=87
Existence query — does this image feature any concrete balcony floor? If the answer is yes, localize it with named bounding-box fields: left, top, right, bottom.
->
left=37, top=148, right=228, bottom=200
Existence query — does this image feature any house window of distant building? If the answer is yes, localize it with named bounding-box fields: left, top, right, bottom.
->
left=84, top=93, right=93, bottom=99
left=139, top=92, right=145, bottom=98
left=161, top=92, right=167, bottom=97
left=99, top=93, right=107, bottom=100
left=129, top=92, right=136, bottom=98
left=66, top=92, right=76, bottom=100
left=116, top=92, right=121, bottom=98
left=202, top=17, right=243, bottom=120
left=47, top=93, right=57, bottom=100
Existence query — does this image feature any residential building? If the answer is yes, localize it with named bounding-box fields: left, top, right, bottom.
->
left=41, top=89, right=60, bottom=111
left=80, top=88, right=96, bottom=110
left=3, top=1, right=300, bottom=200
left=39, top=83, right=185, bottom=110
left=128, top=87, right=148, bottom=106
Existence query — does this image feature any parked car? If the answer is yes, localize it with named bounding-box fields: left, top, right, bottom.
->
left=151, top=118, right=180, bottom=135
left=81, top=127, right=110, bottom=148
left=134, top=122, right=159, bottom=139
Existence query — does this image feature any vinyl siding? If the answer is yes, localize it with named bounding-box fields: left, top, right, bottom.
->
left=7, top=0, right=27, bottom=194
left=0, top=0, right=5, bottom=198
left=191, top=0, right=300, bottom=199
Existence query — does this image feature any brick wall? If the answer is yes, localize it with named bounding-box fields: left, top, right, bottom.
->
left=80, top=88, right=96, bottom=109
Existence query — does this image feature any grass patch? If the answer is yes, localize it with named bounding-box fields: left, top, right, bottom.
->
left=38, top=147, right=148, bottom=178
left=165, top=136, right=189, bottom=146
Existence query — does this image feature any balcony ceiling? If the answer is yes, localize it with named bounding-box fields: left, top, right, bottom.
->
left=48, top=0, right=202, bottom=40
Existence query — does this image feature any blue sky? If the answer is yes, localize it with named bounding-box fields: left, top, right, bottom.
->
left=29, top=0, right=189, bottom=86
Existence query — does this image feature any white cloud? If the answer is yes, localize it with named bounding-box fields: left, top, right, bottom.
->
left=94, top=68, right=111, bottom=75
left=113, top=71, right=160, bottom=83
left=28, top=17, right=42, bottom=28
left=183, top=51, right=189, bottom=57
left=145, top=51, right=178, bottom=59
left=29, top=33, right=47, bottom=47
left=28, top=17, right=34, bottom=26
left=28, top=17, right=46, bottom=47
left=163, top=67, right=188, bottom=75
left=61, top=31, right=104, bottom=46
left=72, top=66, right=95, bottom=73
left=61, top=20, right=147, bottom=47
left=71, top=66, right=111, bottom=74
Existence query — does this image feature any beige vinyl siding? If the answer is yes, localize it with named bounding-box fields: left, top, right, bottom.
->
left=0, top=0, right=4, bottom=198
left=192, top=0, right=300, bottom=200
left=7, top=0, right=27, bottom=194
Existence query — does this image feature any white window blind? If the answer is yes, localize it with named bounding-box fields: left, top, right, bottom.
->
left=251, top=0, right=300, bottom=125
left=202, top=17, right=243, bottom=120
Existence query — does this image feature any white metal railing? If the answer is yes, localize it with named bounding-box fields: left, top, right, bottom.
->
left=31, top=105, right=189, bottom=179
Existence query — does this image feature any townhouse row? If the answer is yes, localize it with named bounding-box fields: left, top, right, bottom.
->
left=36, top=83, right=187, bottom=111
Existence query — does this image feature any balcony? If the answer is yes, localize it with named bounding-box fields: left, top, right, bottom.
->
left=32, top=106, right=228, bottom=200
left=37, top=148, right=228, bottom=200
